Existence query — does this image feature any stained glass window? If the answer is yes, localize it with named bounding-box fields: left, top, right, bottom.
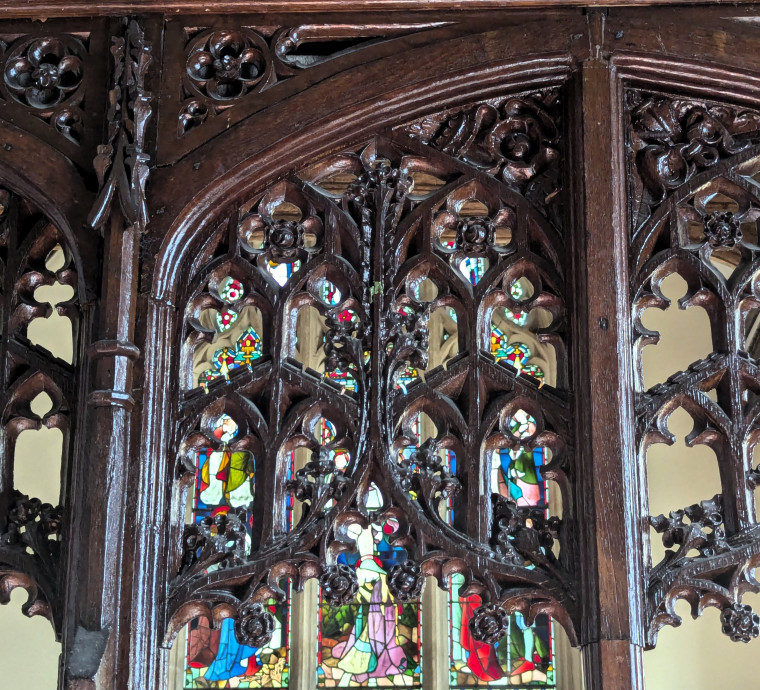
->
left=195, top=277, right=265, bottom=390
left=318, top=484, right=422, bottom=688
left=393, top=364, right=420, bottom=393
left=489, top=319, right=545, bottom=387
left=449, top=579, right=554, bottom=688
left=184, top=414, right=291, bottom=688
left=449, top=407, right=555, bottom=688
left=325, top=366, right=358, bottom=393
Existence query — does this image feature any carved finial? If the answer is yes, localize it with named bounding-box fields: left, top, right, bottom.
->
left=721, top=602, right=760, bottom=643
left=88, top=20, right=153, bottom=232
left=234, top=601, right=276, bottom=648
left=387, top=560, right=424, bottom=602
left=319, top=564, right=359, bottom=607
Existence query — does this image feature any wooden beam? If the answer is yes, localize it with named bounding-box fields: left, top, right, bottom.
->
left=2, top=0, right=760, bottom=19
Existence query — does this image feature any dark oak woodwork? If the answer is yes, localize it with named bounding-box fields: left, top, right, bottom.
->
left=0, top=4, right=758, bottom=690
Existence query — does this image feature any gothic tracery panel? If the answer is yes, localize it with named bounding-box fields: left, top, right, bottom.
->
left=167, top=85, right=577, bottom=688
left=0, top=186, right=82, bottom=637
left=628, top=89, right=760, bottom=647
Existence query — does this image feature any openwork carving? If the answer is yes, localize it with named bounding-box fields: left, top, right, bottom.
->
left=627, top=92, right=760, bottom=231
left=400, top=90, right=562, bottom=224
left=0, top=34, right=86, bottom=143
left=89, top=19, right=153, bottom=232
left=629, top=89, right=760, bottom=646
left=167, top=88, right=578, bottom=660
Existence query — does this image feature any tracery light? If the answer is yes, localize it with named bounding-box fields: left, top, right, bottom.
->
left=318, top=483, right=422, bottom=688
left=184, top=415, right=291, bottom=688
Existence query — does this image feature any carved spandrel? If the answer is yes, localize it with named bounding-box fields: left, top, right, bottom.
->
left=176, top=23, right=449, bottom=139
left=398, top=90, right=563, bottom=226
left=627, top=91, right=760, bottom=234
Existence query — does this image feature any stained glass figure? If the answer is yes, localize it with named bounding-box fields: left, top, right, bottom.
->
left=185, top=415, right=290, bottom=688
left=493, top=447, right=546, bottom=507
left=393, top=364, right=420, bottom=394
left=196, top=414, right=255, bottom=512
left=219, top=277, right=244, bottom=302
left=318, top=485, right=421, bottom=687
left=235, top=327, right=263, bottom=366
left=449, top=576, right=554, bottom=688
left=267, top=260, right=302, bottom=286
left=216, top=308, right=239, bottom=332
left=184, top=607, right=289, bottom=689
left=458, top=256, right=489, bottom=286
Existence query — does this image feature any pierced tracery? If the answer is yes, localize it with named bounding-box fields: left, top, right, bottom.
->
left=168, top=87, right=576, bottom=688
left=0, top=186, right=81, bottom=638
left=628, top=89, right=760, bottom=647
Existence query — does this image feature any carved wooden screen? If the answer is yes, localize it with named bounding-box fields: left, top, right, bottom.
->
left=2, top=7, right=760, bottom=690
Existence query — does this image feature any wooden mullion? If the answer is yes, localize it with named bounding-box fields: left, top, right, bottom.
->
left=575, top=52, right=645, bottom=690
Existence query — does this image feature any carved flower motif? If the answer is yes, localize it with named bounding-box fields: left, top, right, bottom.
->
left=4, top=37, right=84, bottom=109
left=703, top=210, right=742, bottom=249
left=455, top=217, right=495, bottom=252
left=234, top=601, right=276, bottom=647
left=468, top=603, right=510, bottom=644
left=239, top=213, right=322, bottom=264
left=490, top=98, right=559, bottom=187
left=319, top=564, right=359, bottom=607
left=186, top=31, right=267, bottom=100
left=433, top=208, right=513, bottom=256
left=721, top=602, right=760, bottom=643
left=387, top=560, right=424, bottom=602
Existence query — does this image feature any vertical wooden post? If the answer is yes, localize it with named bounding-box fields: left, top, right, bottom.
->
left=576, top=43, right=646, bottom=690
left=63, top=213, right=141, bottom=690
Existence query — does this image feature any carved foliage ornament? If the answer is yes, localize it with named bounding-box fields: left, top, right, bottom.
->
left=628, top=93, right=760, bottom=229
left=400, top=91, right=562, bottom=224
left=0, top=34, right=87, bottom=143
left=89, top=19, right=153, bottom=233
